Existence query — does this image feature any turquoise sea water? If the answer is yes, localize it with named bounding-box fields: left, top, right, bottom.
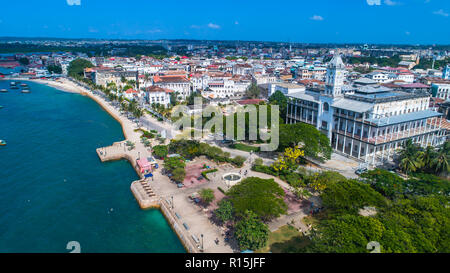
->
left=0, top=80, right=185, bottom=253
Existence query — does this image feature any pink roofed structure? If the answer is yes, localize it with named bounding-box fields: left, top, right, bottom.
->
left=137, top=157, right=152, bottom=173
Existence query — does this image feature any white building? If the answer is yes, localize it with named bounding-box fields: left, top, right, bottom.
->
left=432, top=83, right=450, bottom=100
left=145, top=86, right=173, bottom=107
left=153, top=75, right=191, bottom=99
left=269, top=83, right=306, bottom=96
left=286, top=54, right=444, bottom=166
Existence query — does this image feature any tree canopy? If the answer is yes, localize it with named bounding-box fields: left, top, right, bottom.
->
left=227, top=177, right=287, bottom=221
left=245, top=83, right=260, bottom=99
left=68, top=58, right=93, bottom=79
left=279, top=122, right=332, bottom=162
left=268, top=90, right=287, bottom=123
left=234, top=210, right=270, bottom=251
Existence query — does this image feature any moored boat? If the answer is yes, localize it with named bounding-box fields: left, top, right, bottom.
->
left=0, top=140, right=6, bottom=146
left=21, top=90, right=31, bottom=93
left=0, top=89, right=7, bottom=92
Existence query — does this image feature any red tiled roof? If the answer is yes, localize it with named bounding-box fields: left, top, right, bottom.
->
left=145, top=86, right=174, bottom=93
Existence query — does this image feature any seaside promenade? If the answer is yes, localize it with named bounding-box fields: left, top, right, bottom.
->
left=16, top=77, right=234, bottom=253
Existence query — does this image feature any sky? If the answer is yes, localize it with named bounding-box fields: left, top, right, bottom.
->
left=0, top=0, right=449, bottom=44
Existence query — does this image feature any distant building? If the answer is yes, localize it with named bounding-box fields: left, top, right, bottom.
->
left=431, top=83, right=450, bottom=100
left=153, top=75, right=191, bottom=99
left=269, top=83, right=305, bottom=96
left=145, top=86, right=173, bottom=107
left=443, top=64, right=450, bottom=80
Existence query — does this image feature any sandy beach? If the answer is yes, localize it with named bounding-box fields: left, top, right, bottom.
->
left=30, top=78, right=82, bottom=94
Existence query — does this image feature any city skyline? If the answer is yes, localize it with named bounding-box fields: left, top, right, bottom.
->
left=0, top=0, right=449, bottom=44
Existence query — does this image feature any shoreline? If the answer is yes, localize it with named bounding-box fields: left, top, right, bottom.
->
left=9, top=77, right=200, bottom=253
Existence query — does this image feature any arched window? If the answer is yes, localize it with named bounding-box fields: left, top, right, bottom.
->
left=323, top=102, right=329, bottom=112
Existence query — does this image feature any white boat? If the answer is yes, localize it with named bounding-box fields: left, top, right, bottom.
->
left=0, top=89, right=7, bottom=93
left=21, top=90, right=31, bottom=93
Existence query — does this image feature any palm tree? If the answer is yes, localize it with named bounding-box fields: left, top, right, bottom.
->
left=432, top=148, right=449, bottom=175
left=398, top=140, right=424, bottom=175
left=421, top=146, right=437, bottom=172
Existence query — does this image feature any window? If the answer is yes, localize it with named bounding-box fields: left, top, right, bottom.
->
left=323, top=102, right=329, bottom=112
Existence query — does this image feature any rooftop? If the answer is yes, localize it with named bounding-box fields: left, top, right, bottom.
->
left=366, top=109, right=442, bottom=126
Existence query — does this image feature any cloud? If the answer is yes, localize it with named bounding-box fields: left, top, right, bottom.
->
left=190, top=25, right=201, bottom=29
left=66, top=0, right=81, bottom=5
left=88, top=27, right=98, bottom=33
left=234, top=21, right=239, bottom=25
left=405, top=31, right=410, bottom=35
left=384, top=0, right=399, bottom=5
left=433, top=9, right=449, bottom=17
left=146, top=29, right=162, bottom=34
left=366, top=0, right=381, bottom=5
left=310, top=15, right=324, bottom=21
left=207, top=23, right=220, bottom=29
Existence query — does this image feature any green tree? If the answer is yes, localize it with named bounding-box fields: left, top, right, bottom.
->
left=321, top=179, right=386, bottom=213
left=227, top=177, right=287, bottom=221
left=164, top=156, right=185, bottom=172
left=268, top=90, right=287, bottom=122
left=234, top=210, right=269, bottom=251
left=172, top=167, right=186, bottom=183
left=214, top=199, right=234, bottom=223
left=199, top=188, right=215, bottom=205
left=361, top=169, right=406, bottom=199
left=68, top=58, right=93, bottom=79
left=432, top=143, right=449, bottom=175
left=18, top=57, right=29, bottom=66
left=308, top=214, right=386, bottom=253
left=153, top=145, right=168, bottom=159
left=279, top=122, right=332, bottom=162
left=245, top=83, right=260, bottom=99
left=47, top=64, right=62, bottom=74
left=398, top=140, right=424, bottom=175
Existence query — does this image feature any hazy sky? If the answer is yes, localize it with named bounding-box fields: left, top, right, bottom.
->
left=0, top=0, right=449, bottom=44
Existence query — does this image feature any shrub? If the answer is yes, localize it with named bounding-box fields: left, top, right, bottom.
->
left=153, top=145, right=168, bottom=159
left=201, top=169, right=218, bottom=180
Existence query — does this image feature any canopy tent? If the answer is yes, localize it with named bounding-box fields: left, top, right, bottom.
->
left=137, top=157, right=152, bottom=173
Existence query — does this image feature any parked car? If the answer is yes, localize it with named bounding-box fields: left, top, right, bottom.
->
left=355, top=167, right=368, bottom=175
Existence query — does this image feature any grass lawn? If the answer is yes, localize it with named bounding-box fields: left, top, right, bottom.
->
left=256, top=225, right=310, bottom=253
left=229, top=143, right=260, bottom=152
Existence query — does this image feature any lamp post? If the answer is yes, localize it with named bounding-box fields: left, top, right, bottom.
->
left=171, top=196, right=174, bottom=209
left=201, top=234, right=204, bottom=252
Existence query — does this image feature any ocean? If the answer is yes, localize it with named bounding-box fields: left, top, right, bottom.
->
left=0, top=80, right=185, bottom=253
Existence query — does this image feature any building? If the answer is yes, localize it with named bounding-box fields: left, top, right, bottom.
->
left=286, top=54, right=444, bottom=166
left=431, top=83, right=450, bottom=100
left=269, top=83, right=306, bottom=96
left=153, top=75, right=191, bottom=99
left=93, top=69, right=138, bottom=88
left=144, top=86, right=173, bottom=107
left=443, top=64, right=450, bottom=80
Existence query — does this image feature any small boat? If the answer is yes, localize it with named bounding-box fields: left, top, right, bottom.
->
left=10, top=86, right=19, bottom=89
left=0, top=89, right=7, bottom=93
left=0, top=140, right=6, bottom=146
left=20, top=83, right=28, bottom=87
left=21, top=90, right=31, bottom=93
left=0, top=106, right=3, bottom=109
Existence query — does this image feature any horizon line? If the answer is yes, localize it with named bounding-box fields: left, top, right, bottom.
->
left=0, top=36, right=449, bottom=47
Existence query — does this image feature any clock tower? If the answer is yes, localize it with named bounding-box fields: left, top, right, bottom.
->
left=325, top=54, right=345, bottom=97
